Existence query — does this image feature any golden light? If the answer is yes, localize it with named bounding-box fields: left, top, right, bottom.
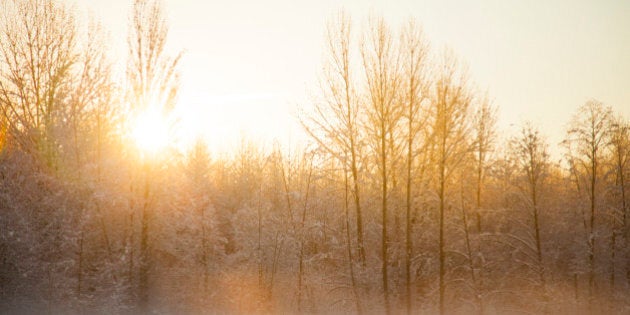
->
left=131, top=110, right=170, bottom=155
left=173, top=90, right=303, bottom=154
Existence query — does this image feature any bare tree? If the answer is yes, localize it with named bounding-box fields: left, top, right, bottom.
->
left=360, top=16, right=403, bottom=315
left=126, top=0, right=181, bottom=309
left=510, top=122, right=550, bottom=293
left=71, top=18, right=121, bottom=300
left=564, top=99, right=612, bottom=303
left=429, top=50, right=472, bottom=315
left=608, top=116, right=630, bottom=287
left=302, top=11, right=367, bottom=265
left=398, top=19, right=430, bottom=315
left=454, top=94, right=496, bottom=314
left=0, top=0, right=78, bottom=167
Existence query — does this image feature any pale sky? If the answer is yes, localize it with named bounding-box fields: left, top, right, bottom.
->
left=69, top=0, right=630, bottom=156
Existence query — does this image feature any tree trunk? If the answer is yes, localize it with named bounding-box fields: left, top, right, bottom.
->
left=405, top=128, right=413, bottom=315
left=345, top=167, right=363, bottom=315
left=381, top=119, right=390, bottom=315
left=439, top=157, right=446, bottom=315
left=138, top=165, right=150, bottom=311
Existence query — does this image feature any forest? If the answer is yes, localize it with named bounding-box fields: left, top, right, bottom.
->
left=0, top=0, right=629, bottom=314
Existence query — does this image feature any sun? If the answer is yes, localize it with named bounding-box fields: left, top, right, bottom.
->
left=131, top=110, right=170, bottom=155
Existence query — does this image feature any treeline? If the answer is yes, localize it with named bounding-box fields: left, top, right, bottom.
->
left=0, top=1, right=629, bottom=314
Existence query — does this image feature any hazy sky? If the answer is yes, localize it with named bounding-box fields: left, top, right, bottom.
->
left=70, top=0, right=630, bottom=155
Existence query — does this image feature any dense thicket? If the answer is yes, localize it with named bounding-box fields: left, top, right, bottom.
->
left=0, top=2, right=629, bottom=314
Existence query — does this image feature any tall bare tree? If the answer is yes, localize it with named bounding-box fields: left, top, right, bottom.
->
left=608, top=116, right=630, bottom=287
left=126, top=0, right=181, bottom=309
left=360, top=16, right=402, bottom=315
left=398, top=20, right=430, bottom=315
left=510, top=122, right=549, bottom=293
left=430, top=51, right=472, bottom=315
left=302, top=11, right=367, bottom=265
left=564, top=99, right=612, bottom=303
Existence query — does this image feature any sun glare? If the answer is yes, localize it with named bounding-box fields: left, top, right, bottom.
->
left=132, top=110, right=169, bottom=155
